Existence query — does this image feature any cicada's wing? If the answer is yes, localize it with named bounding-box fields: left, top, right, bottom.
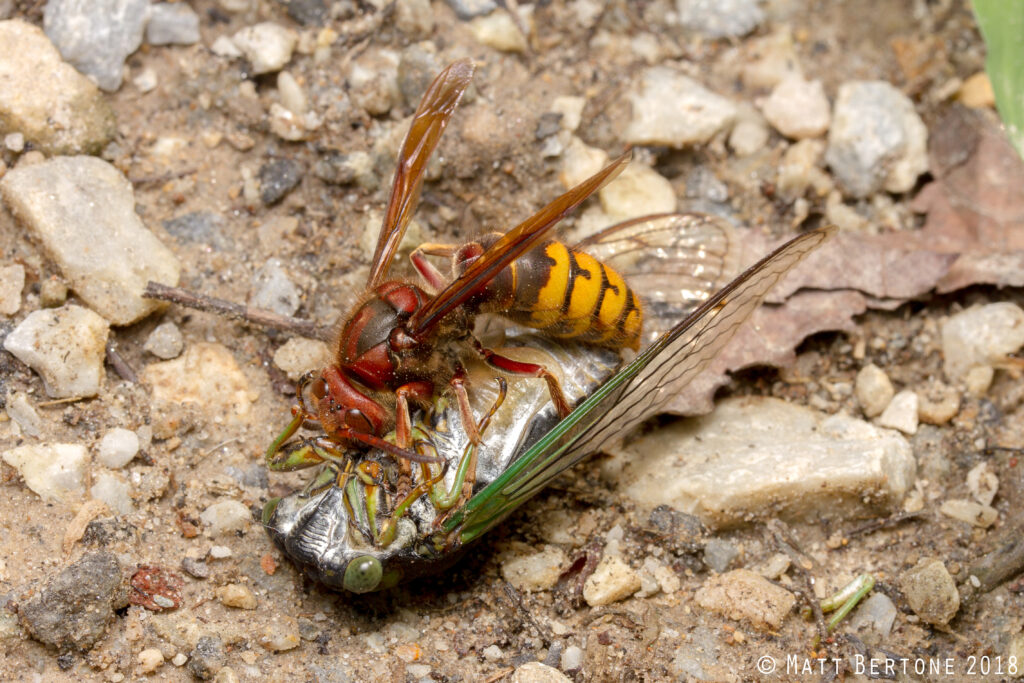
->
left=367, top=59, right=475, bottom=288
left=575, top=213, right=741, bottom=344
left=447, top=226, right=837, bottom=544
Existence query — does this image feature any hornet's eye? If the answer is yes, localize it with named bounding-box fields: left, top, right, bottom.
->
left=344, top=555, right=382, bottom=593
left=345, top=409, right=372, bottom=434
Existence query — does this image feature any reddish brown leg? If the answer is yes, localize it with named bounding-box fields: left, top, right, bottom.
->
left=469, top=337, right=572, bottom=418
left=394, top=380, right=433, bottom=497
left=448, top=369, right=481, bottom=445
left=410, top=243, right=457, bottom=290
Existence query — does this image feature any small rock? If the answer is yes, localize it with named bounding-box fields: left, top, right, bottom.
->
left=702, top=538, right=739, bottom=573
left=728, top=104, right=770, bottom=157
left=550, top=96, right=585, bottom=133
left=940, top=499, right=998, bottom=528
left=4, top=392, right=44, bottom=438
left=210, top=35, right=242, bottom=58
left=39, top=277, right=69, bottom=308
left=249, top=258, right=301, bottom=317
left=501, top=546, right=567, bottom=592
left=876, top=390, right=919, bottom=435
left=966, top=462, right=998, bottom=506
left=777, top=139, right=831, bottom=198
left=917, top=381, right=960, bottom=425
left=4, top=131, right=25, bottom=152
left=511, top=662, right=571, bottom=683
left=4, top=305, right=109, bottom=398
left=561, top=645, right=583, bottom=672
left=132, top=66, right=157, bottom=93
left=96, top=428, right=140, bottom=468
left=941, top=303, right=1024, bottom=382
left=753, top=553, right=791, bottom=580
left=200, top=500, right=251, bottom=536
left=583, top=555, right=641, bottom=606
left=19, top=552, right=123, bottom=652
left=677, top=0, right=763, bottom=38
left=616, top=397, right=916, bottom=529
left=171, top=652, right=188, bottom=666
left=598, top=162, right=676, bottom=221
left=213, top=667, right=240, bottom=683
left=346, top=49, right=400, bottom=116
left=469, top=9, right=529, bottom=53
left=624, top=67, right=737, bottom=148
left=0, top=264, right=25, bottom=315
left=0, top=156, right=181, bottom=325
left=143, top=343, right=253, bottom=420
left=558, top=136, right=608, bottom=190
left=313, top=150, right=375, bottom=186
left=964, top=365, right=995, bottom=396
left=395, top=0, right=434, bottom=38
left=231, top=22, right=297, bottom=75
left=137, top=647, right=164, bottom=673
left=260, top=619, right=301, bottom=651
left=758, top=75, right=831, bottom=139
left=286, top=0, right=327, bottom=26
left=162, top=211, right=227, bottom=250
left=482, top=644, right=503, bottom=662
left=216, top=583, right=257, bottom=610
left=91, top=472, right=134, bottom=515
left=43, top=0, right=149, bottom=91
left=742, top=29, right=802, bottom=90
left=958, top=72, right=995, bottom=109
left=208, top=545, right=232, bottom=559
left=277, top=71, right=307, bottom=116
left=259, top=158, right=304, bottom=204
left=188, top=636, right=225, bottom=680
left=445, top=0, right=498, bottom=20
left=181, top=557, right=210, bottom=579
left=899, top=558, right=959, bottom=626
left=146, top=3, right=200, bottom=46
left=846, top=593, right=897, bottom=643
left=273, top=338, right=332, bottom=381
left=825, top=80, right=928, bottom=197
left=694, top=568, right=796, bottom=630
left=397, top=43, right=440, bottom=108
left=2, top=442, right=87, bottom=502
left=143, top=322, right=184, bottom=360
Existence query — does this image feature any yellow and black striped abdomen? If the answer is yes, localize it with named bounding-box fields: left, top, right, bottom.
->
left=506, top=240, right=642, bottom=350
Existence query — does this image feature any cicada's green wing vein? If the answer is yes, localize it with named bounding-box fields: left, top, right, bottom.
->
left=445, top=226, right=836, bottom=544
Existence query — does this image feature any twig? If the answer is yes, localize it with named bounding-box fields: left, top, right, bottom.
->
left=144, top=281, right=331, bottom=341
left=767, top=520, right=828, bottom=644
left=106, top=338, right=139, bottom=383
left=845, top=511, right=925, bottom=539
left=36, top=396, right=87, bottom=407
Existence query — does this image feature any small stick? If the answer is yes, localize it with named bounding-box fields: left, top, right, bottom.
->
left=106, top=338, right=139, bottom=383
left=845, top=510, right=924, bottom=539
left=768, top=520, right=828, bottom=643
left=144, top=281, right=332, bottom=341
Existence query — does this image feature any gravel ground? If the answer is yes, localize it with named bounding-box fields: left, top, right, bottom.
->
left=2, top=1, right=1024, bottom=682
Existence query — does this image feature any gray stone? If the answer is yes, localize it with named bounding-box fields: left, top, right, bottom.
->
left=825, top=81, right=928, bottom=197
left=677, top=0, right=763, bottom=38
left=397, top=43, right=440, bottom=108
left=560, top=645, right=582, bottom=672
left=200, top=500, right=252, bottom=536
left=395, top=0, right=434, bottom=38
left=702, top=538, right=738, bottom=573
left=43, top=0, right=149, bottom=91
left=188, top=635, right=225, bottom=680
left=143, top=321, right=184, bottom=359
left=19, top=552, right=123, bottom=652
left=3, top=305, right=109, bottom=398
left=0, top=20, right=116, bottom=154
left=846, top=592, right=897, bottom=643
left=249, top=258, right=301, bottom=317
left=623, top=67, right=737, bottom=148
left=445, top=0, right=497, bottom=20
left=286, top=0, right=327, bottom=26
left=181, top=557, right=211, bottom=579
left=615, top=397, right=916, bottom=529
left=146, top=3, right=200, bottom=46
left=899, top=558, right=959, bottom=626
left=0, top=156, right=181, bottom=325
left=259, top=158, right=304, bottom=204
left=162, top=211, right=228, bottom=250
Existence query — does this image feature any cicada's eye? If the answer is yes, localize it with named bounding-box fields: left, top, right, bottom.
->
left=343, top=555, right=383, bottom=593
left=261, top=498, right=281, bottom=525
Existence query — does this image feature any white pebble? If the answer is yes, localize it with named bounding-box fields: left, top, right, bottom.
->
left=171, top=653, right=188, bottom=666
left=966, top=462, right=998, bottom=506
left=277, top=71, right=307, bottom=116
left=3, top=305, right=109, bottom=398
left=561, top=645, right=583, bottom=671
left=5, top=391, right=43, bottom=438
left=273, top=338, right=332, bottom=381
left=137, top=647, right=164, bottom=673
left=0, top=264, right=25, bottom=315
left=1, top=443, right=88, bottom=502
left=482, top=644, right=504, bottom=662
left=231, top=23, right=297, bottom=74
left=876, top=390, right=918, bottom=435
left=941, top=303, right=1024, bottom=382
left=200, top=500, right=252, bottom=536
left=624, top=67, right=737, bottom=148
left=132, top=67, right=158, bottom=93
left=143, top=322, right=184, bottom=359
left=209, top=545, right=233, bottom=559
left=97, top=428, right=140, bottom=468
left=469, top=9, right=529, bottom=53
left=583, top=555, right=641, bottom=606
left=940, top=498, right=997, bottom=528
left=757, top=75, right=831, bottom=139
left=500, top=546, right=566, bottom=592
left=4, top=132, right=25, bottom=152
left=855, top=364, right=894, bottom=418
left=550, top=96, right=585, bottom=133
left=90, top=472, right=135, bottom=515
left=598, top=163, right=676, bottom=221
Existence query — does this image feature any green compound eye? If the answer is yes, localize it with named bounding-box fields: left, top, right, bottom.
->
left=343, top=555, right=383, bottom=593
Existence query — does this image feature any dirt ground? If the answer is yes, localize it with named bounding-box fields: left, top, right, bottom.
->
left=2, top=0, right=1024, bottom=681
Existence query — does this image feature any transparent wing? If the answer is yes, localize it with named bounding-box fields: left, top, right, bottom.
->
left=576, top=213, right=741, bottom=344
left=448, top=226, right=837, bottom=543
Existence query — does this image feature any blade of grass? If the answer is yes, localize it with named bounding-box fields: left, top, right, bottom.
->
left=974, top=0, right=1024, bottom=158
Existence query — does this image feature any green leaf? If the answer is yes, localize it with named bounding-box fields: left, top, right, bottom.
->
left=974, top=0, right=1024, bottom=158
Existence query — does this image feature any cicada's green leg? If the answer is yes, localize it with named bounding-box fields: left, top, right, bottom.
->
left=431, top=378, right=508, bottom=515
left=265, top=370, right=325, bottom=469
left=809, top=573, right=876, bottom=647
left=267, top=434, right=347, bottom=471
left=375, top=465, right=449, bottom=547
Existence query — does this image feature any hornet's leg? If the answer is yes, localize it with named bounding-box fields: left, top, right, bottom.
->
left=469, top=337, right=571, bottom=418
left=410, top=243, right=458, bottom=290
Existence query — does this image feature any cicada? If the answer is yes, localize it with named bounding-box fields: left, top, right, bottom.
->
left=262, top=216, right=835, bottom=592
left=266, top=59, right=648, bottom=478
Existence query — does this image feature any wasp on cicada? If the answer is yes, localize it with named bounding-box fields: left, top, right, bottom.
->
left=267, top=59, right=645, bottom=501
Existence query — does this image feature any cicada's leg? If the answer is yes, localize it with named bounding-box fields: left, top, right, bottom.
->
left=267, top=435, right=349, bottom=471
left=469, top=336, right=571, bottom=418
left=432, top=378, right=507, bottom=517
left=410, top=242, right=458, bottom=290
left=375, top=463, right=449, bottom=547
left=449, top=367, right=481, bottom=445
left=394, top=380, right=434, bottom=499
